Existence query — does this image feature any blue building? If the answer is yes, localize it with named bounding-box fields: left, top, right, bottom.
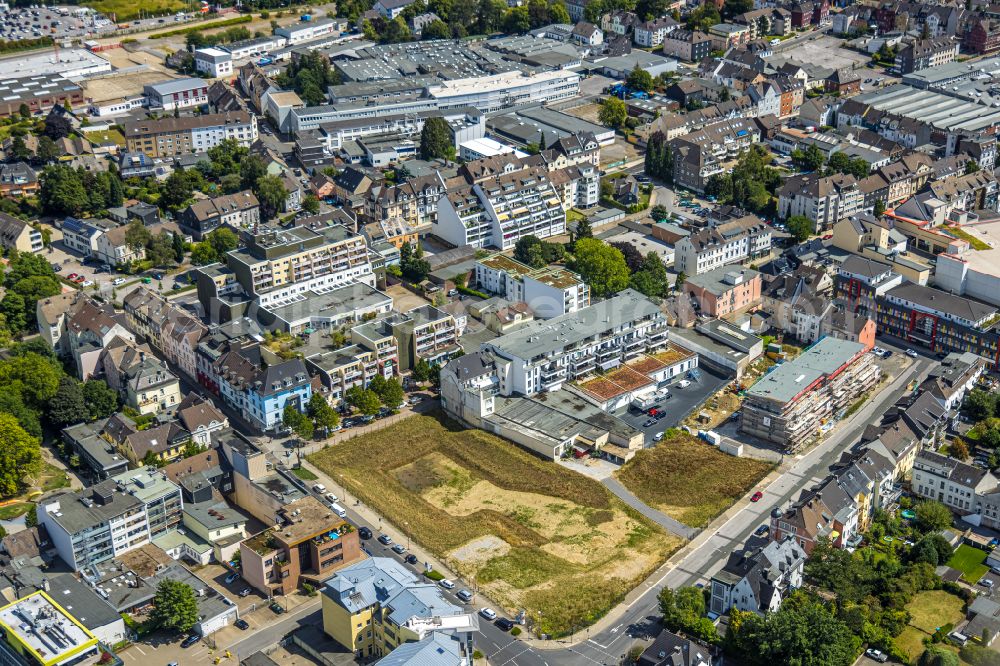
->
left=244, top=358, right=312, bottom=431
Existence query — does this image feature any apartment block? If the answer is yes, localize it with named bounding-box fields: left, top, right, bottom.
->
left=474, top=254, right=590, bottom=319
left=739, top=337, right=880, bottom=452
left=674, top=213, right=771, bottom=275
left=834, top=255, right=904, bottom=317
left=239, top=496, right=361, bottom=596
left=660, top=29, right=713, bottom=62
left=434, top=166, right=566, bottom=250
left=895, top=36, right=959, bottom=74
left=368, top=174, right=446, bottom=232
left=481, top=289, right=668, bottom=397
left=323, top=557, right=477, bottom=662
left=670, top=119, right=761, bottom=193
left=0, top=213, right=43, bottom=254
left=388, top=305, right=460, bottom=371
left=634, top=16, right=679, bottom=47
left=194, top=47, right=234, bottom=78
left=709, top=538, right=805, bottom=616
left=38, top=468, right=182, bottom=571
left=180, top=190, right=260, bottom=240
left=143, top=78, right=210, bottom=111
left=912, top=450, right=997, bottom=515
left=307, top=341, right=397, bottom=407
left=124, top=111, right=257, bottom=158
left=684, top=267, right=761, bottom=317
left=777, top=172, right=863, bottom=233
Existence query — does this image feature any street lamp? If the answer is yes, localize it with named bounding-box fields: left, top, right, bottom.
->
left=404, top=521, right=409, bottom=550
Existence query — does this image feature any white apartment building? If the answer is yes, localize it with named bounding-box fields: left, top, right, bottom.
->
left=481, top=289, right=669, bottom=396
left=634, top=17, right=678, bottom=47
left=194, top=47, right=233, bottom=78
left=475, top=254, right=590, bottom=319
left=143, top=78, right=210, bottom=111
left=778, top=173, right=864, bottom=233
left=912, top=450, right=997, bottom=516
left=224, top=36, right=288, bottom=60
left=38, top=469, right=183, bottom=571
left=434, top=167, right=566, bottom=250
left=674, top=215, right=772, bottom=275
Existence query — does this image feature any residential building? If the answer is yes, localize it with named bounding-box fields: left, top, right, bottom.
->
left=683, top=267, right=761, bottom=317
left=674, top=213, right=772, bottom=275
left=777, top=173, right=863, bottom=232
left=388, top=305, right=460, bottom=371
left=98, top=336, right=182, bottom=415
left=195, top=47, right=234, bottom=78
left=474, top=254, right=590, bottom=319
left=63, top=296, right=134, bottom=380
left=709, top=537, right=806, bottom=615
left=637, top=629, right=714, bottom=666
left=38, top=468, right=182, bottom=571
left=0, top=213, right=42, bottom=254
left=322, top=556, right=477, bottom=662
left=661, top=29, right=713, bottom=62
left=124, top=111, right=258, bottom=158
left=176, top=393, right=229, bottom=446
left=94, top=224, right=146, bottom=268
left=895, top=37, right=959, bottom=74
left=571, top=21, right=604, bottom=46
left=760, top=265, right=833, bottom=344
left=912, top=450, right=998, bottom=516
left=61, top=216, right=116, bottom=258
left=635, top=16, right=679, bottom=47
left=143, top=78, right=210, bottom=111
left=740, top=337, right=880, bottom=451
left=239, top=496, right=362, bottom=596
left=307, top=343, right=396, bottom=407
left=481, top=289, right=668, bottom=396
left=0, top=162, right=38, bottom=197
left=708, top=23, right=751, bottom=50
left=964, top=19, right=1000, bottom=55
left=368, top=174, right=446, bottom=232
left=180, top=190, right=260, bottom=240
left=920, top=351, right=988, bottom=412
left=834, top=255, right=904, bottom=316
left=670, top=119, right=761, bottom=193
left=242, top=357, right=313, bottom=432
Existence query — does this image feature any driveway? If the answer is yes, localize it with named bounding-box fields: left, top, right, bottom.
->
left=603, top=477, right=698, bottom=540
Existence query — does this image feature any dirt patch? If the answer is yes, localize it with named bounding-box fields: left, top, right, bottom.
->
left=449, top=535, right=511, bottom=571
left=562, top=102, right=602, bottom=124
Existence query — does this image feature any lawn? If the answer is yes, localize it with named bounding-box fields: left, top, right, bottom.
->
left=0, top=502, right=32, bottom=521
left=895, top=590, right=966, bottom=663
left=947, top=544, right=990, bottom=582
left=615, top=431, right=774, bottom=528
left=944, top=225, right=991, bottom=251
left=85, top=0, right=188, bottom=20
left=82, top=128, right=126, bottom=147
left=291, top=466, right=317, bottom=481
left=308, top=413, right=680, bottom=637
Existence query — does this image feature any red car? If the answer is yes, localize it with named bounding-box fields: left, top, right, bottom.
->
left=750, top=491, right=763, bottom=502
left=73, top=275, right=86, bottom=283
left=648, top=408, right=659, bottom=416
left=67, top=273, right=79, bottom=280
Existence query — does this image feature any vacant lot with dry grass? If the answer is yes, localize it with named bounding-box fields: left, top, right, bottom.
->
left=309, top=413, right=680, bottom=636
left=616, top=431, right=773, bottom=528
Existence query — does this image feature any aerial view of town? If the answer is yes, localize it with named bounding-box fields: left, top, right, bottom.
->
left=4, top=0, right=1000, bottom=664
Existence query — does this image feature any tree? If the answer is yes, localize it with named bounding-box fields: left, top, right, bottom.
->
left=422, top=18, right=451, bottom=39
left=919, top=647, right=960, bottom=666
left=190, top=242, right=218, bottom=266
left=36, top=136, right=60, bottom=164
left=611, top=241, right=645, bottom=272
left=9, top=135, right=30, bottom=163
left=172, top=232, right=186, bottom=263
left=514, top=236, right=547, bottom=268
left=635, top=0, right=667, bottom=20
left=307, top=393, right=340, bottom=433
left=42, top=112, right=71, bottom=140
left=598, top=97, right=627, bottom=129
left=630, top=252, right=669, bottom=298
left=960, top=645, right=1000, bottom=666
left=161, top=169, right=197, bottom=208
left=147, top=232, right=176, bottom=268
left=965, top=389, right=997, bottom=421
left=83, top=379, right=119, bottom=420
left=24, top=505, right=37, bottom=528
left=124, top=220, right=152, bottom=255
left=0, top=352, right=62, bottom=409
left=915, top=500, right=952, bottom=532
left=573, top=216, right=593, bottom=244
left=951, top=437, right=970, bottom=461
left=910, top=533, right=953, bottom=566
left=39, top=164, right=88, bottom=217
left=966, top=159, right=981, bottom=175
left=282, top=403, right=313, bottom=439
left=723, top=0, right=752, bottom=16
left=370, top=376, right=404, bottom=408
left=412, top=358, right=433, bottom=383
left=792, top=144, right=826, bottom=172
left=650, top=204, right=669, bottom=222
left=346, top=386, right=381, bottom=416
left=240, top=155, right=267, bottom=192
left=49, top=377, right=88, bottom=427
left=301, top=194, right=321, bottom=215
left=626, top=65, right=654, bottom=93
left=873, top=199, right=886, bottom=217
left=570, top=238, right=630, bottom=298
left=786, top=215, right=814, bottom=243
left=208, top=227, right=239, bottom=256
left=420, top=116, right=455, bottom=161
left=658, top=586, right=719, bottom=643
left=0, top=414, right=42, bottom=497
left=151, top=580, right=199, bottom=633
left=254, top=174, right=288, bottom=220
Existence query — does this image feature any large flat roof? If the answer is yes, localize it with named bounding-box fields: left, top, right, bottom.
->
left=856, top=83, right=1000, bottom=132
left=746, top=337, right=865, bottom=404
left=0, top=592, right=98, bottom=664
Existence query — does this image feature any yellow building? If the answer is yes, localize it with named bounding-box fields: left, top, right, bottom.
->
left=0, top=592, right=101, bottom=666
left=322, top=557, right=477, bottom=662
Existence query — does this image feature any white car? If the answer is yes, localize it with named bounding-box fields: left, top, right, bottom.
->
left=865, top=648, right=888, bottom=663
left=324, top=493, right=339, bottom=504
left=653, top=432, right=664, bottom=442
left=905, top=349, right=918, bottom=358
left=81, top=280, right=93, bottom=287
left=439, top=579, right=455, bottom=590
left=112, top=277, right=125, bottom=286
left=479, top=608, right=497, bottom=620
left=312, top=483, right=327, bottom=494
left=677, top=380, right=691, bottom=388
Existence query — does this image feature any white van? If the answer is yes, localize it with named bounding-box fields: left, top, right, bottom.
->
left=330, top=502, right=348, bottom=518
left=312, top=483, right=327, bottom=494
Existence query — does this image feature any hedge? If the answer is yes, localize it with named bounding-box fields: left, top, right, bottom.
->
left=149, top=15, right=251, bottom=38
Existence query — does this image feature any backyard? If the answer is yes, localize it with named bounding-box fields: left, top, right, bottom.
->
left=947, top=544, right=990, bottom=582
left=894, top=590, right=967, bottom=663
left=308, top=413, right=681, bottom=636
left=615, top=430, right=773, bottom=528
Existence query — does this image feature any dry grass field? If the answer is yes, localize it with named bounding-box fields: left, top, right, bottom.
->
left=309, top=413, right=681, bottom=636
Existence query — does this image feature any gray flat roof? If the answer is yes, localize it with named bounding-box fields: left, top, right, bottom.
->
left=485, top=289, right=661, bottom=361
left=746, top=337, right=865, bottom=404
left=264, top=282, right=392, bottom=327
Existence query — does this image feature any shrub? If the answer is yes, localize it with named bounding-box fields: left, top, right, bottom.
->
left=473, top=650, right=484, bottom=660
left=511, top=626, right=522, bottom=636
left=424, top=569, right=445, bottom=581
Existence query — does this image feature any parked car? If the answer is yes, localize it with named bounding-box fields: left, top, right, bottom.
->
left=750, top=491, right=763, bottom=502
left=238, top=588, right=251, bottom=597
left=73, top=275, right=86, bottom=283
left=495, top=617, right=515, bottom=631
left=112, top=277, right=125, bottom=286
left=324, top=493, right=339, bottom=504
left=81, top=280, right=93, bottom=287
left=270, top=602, right=285, bottom=614
left=404, top=554, right=418, bottom=565
left=653, top=432, right=664, bottom=442
left=391, top=544, right=406, bottom=555
left=377, top=534, right=393, bottom=546
left=865, top=648, right=888, bottom=663
left=224, top=572, right=239, bottom=584
left=439, top=579, right=456, bottom=590
left=180, top=635, right=200, bottom=648
left=479, top=608, right=497, bottom=620
left=67, top=273, right=78, bottom=280
left=677, top=380, right=691, bottom=388
left=234, top=619, right=250, bottom=630
left=754, top=524, right=768, bottom=537
left=359, top=527, right=373, bottom=540
left=312, top=483, right=327, bottom=493
left=906, top=349, right=918, bottom=358
left=457, top=589, right=473, bottom=602
left=643, top=419, right=656, bottom=428
left=981, top=578, right=995, bottom=588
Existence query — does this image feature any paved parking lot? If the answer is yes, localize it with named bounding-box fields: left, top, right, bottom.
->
left=612, top=366, right=731, bottom=445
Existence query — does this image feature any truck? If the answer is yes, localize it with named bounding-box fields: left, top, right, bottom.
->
left=699, top=430, right=721, bottom=446
left=300, top=13, right=311, bottom=20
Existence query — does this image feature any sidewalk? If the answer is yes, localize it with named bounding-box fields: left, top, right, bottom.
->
left=602, top=477, right=698, bottom=540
